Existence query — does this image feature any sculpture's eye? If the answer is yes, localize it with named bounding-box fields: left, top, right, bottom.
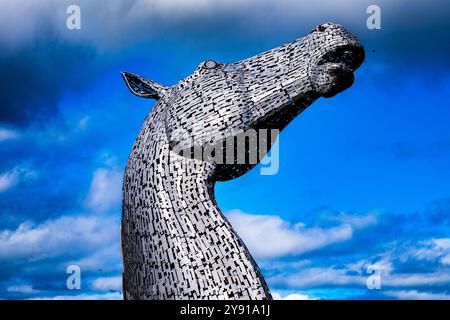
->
left=203, top=60, right=219, bottom=69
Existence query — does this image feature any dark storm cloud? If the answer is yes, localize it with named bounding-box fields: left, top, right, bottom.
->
left=87, top=0, right=450, bottom=60
left=1, top=0, right=449, bottom=126
left=0, top=40, right=96, bottom=126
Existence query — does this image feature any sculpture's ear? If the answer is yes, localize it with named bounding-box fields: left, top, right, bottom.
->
left=121, top=72, right=167, bottom=100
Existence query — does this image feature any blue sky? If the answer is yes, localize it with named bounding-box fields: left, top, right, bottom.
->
left=0, top=0, right=449, bottom=300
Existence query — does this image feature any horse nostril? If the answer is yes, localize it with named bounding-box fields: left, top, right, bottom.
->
left=310, top=24, right=327, bottom=34
left=317, top=25, right=327, bottom=32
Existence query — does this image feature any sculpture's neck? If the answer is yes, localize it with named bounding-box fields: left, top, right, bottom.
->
left=122, top=138, right=272, bottom=299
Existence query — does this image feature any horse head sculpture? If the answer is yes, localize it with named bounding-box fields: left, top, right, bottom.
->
left=121, top=22, right=364, bottom=300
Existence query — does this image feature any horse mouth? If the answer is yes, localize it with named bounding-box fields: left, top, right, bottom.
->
left=317, top=44, right=365, bottom=71
left=311, top=43, right=365, bottom=98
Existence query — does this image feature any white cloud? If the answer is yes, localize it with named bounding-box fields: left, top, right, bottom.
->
left=0, top=170, right=18, bottom=192
left=0, top=214, right=120, bottom=262
left=269, top=262, right=450, bottom=290
left=384, top=290, right=450, bottom=300
left=383, top=272, right=450, bottom=287
left=268, top=267, right=366, bottom=289
left=441, top=254, right=450, bottom=266
left=328, top=212, right=378, bottom=229
left=403, top=238, right=450, bottom=266
left=226, top=210, right=353, bottom=259
left=435, top=238, right=450, bottom=249
left=345, top=255, right=450, bottom=288
left=7, top=285, right=40, bottom=294
left=85, top=167, right=122, bottom=212
left=65, top=245, right=122, bottom=273
left=346, top=256, right=394, bottom=276
left=0, top=128, right=19, bottom=141
left=31, top=292, right=123, bottom=300
left=272, top=291, right=318, bottom=300
left=127, top=0, right=247, bottom=19
left=259, top=260, right=311, bottom=271
left=91, top=276, right=122, bottom=291
left=0, top=166, right=37, bottom=192
left=77, top=116, right=90, bottom=130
